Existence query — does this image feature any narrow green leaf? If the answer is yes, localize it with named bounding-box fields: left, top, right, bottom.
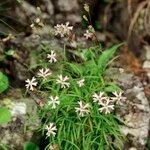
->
left=66, top=62, right=83, bottom=75
left=98, top=43, right=123, bottom=74
left=104, top=83, right=121, bottom=93
left=0, top=72, right=9, bottom=93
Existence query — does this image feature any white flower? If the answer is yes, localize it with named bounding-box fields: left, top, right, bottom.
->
left=37, top=68, right=52, bottom=79
left=84, top=30, right=94, bottom=39
left=56, top=74, right=70, bottom=89
left=54, top=22, right=73, bottom=37
left=47, top=50, right=57, bottom=63
left=92, top=92, right=106, bottom=104
left=48, top=96, right=60, bottom=109
left=45, top=123, right=57, bottom=137
left=77, top=79, right=85, bottom=87
left=25, top=77, right=37, bottom=91
left=98, top=98, right=114, bottom=114
left=111, top=91, right=126, bottom=105
left=75, top=101, right=90, bottom=117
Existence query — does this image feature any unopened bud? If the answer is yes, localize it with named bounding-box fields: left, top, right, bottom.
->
left=88, top=25, right=95, bottom=33
left=84, top=4, right=89, bottom=12
left=35, top=18, right=40, bottom=24
left=30, top=23, right=35, bottom=28
left=83, top=15, right=88, bottom=22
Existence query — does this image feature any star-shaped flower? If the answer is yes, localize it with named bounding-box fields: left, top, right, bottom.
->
left=98, top=98, right=114, bottom=114
left=54, top=22, right=73, bottom=37
left=47, top=50, right=57, bottom=63
left=45, top=123, right=57, bottom=137
left=111, top=91, right=126, bottom=105
left=84, top=30, right=94, bottom=39
left=75, top=101, right=90, bottom=117
left=37, top=68, right=52, bottom=79
left=48, top=96, right=60, bottom=109
left=25, top=77, right=37, bottom=91
left=56, top=74, right=70, bottom=89
left=77, top=79, right=85, bottom=87
left=92, top=92, right=107, bottom=104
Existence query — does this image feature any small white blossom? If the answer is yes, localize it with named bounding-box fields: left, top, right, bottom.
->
left=45, top=123, right=57, bottom=137
left=48, top=96, right=60, bottom=109
left=25, top=77, right=37, bottom=91
left=111, top=91, right=126, bottom=105
left=77, top=79, right=85, bottom=87
left=54, top=22, right=73, bottom=37
left=37, top=68, right=52, bottom=79
left=75, top=101, right=90, bottom=117
left=98, top=98, right=114, bottom=114
left=56, top=74, right=70, bottom=89
left=47, top=50, right=57, bottom=63
left=84, top=30, right=94, bottom=39
left=92, top=92, right=106, bottom=104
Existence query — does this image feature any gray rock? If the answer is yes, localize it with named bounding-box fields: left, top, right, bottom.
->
left=57, top=0, right=79, bottom=12
left=0, top=89, right=40, bottom=149
left=11, top=102, right=26, bottom=116
left=42, top=0, right=54, bottom=16
left=106, top=68, right=150, bottom=149
left=117, top=75, right=150, bottom=149
left=66, top=14, right=81, bottom=24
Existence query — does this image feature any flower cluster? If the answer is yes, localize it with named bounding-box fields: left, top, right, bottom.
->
left=43, top=91, right=126, bottom=137
left=25, top=21, right=126, bottom=143
left=25, top=50, right=57, bottom=91
left=54, top=22, right=73, bottom=37
left=92, top=91, right=126, bottom=114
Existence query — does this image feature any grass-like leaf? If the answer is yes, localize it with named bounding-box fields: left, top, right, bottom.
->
left=0, top=71, right=9, bottom=93
left=98, top=43, right=123, bottom=74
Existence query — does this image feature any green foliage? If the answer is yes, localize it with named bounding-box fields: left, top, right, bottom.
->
left=147, top=138, right=150, bottom=150
left=104, top=83, right=121, bottom=93
left=98, top=43, right=123, bottom=74
left=0, top=144, right=9, bottom=150
left=5, top=49, right=15, bottom=56
left=28, top=43, right=125, bottom=149
left=0, top=72, right=9, bottom=93
left=0, top=107, right=11, bottom=124
left=23, top=142, right=39, bottom=150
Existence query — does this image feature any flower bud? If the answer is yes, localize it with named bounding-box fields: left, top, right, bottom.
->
left=84, top=4, right=90, bottom=12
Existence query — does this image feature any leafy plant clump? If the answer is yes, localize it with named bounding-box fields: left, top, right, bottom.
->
left=24, top=4, right=126, bottom=150
left=25, top=44, right=125, bottom=149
